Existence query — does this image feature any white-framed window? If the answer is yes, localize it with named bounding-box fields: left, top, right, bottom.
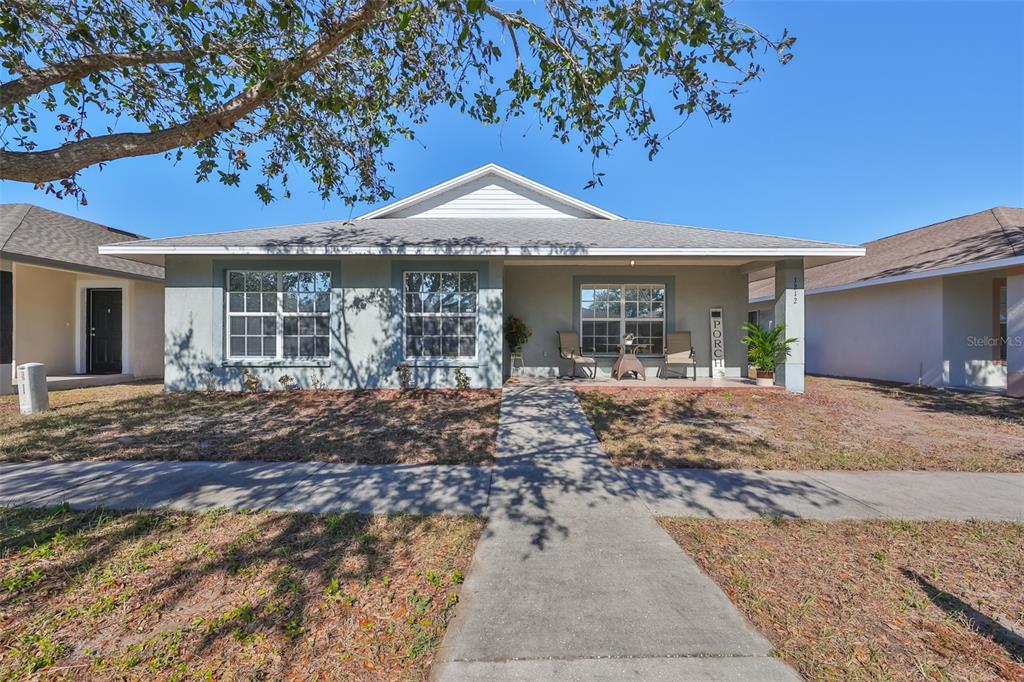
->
left=404, top=271, right=478, bottom=359
left=226, top=270, right=331, bottom=359
left=580, top=284, right=666, bottom=354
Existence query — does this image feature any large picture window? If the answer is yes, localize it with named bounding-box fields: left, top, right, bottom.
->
left=580, top=284, right=666, bottom=354
left=226, top=270, right=331, bottom=359
left=404, top=271, right=478, bottom=359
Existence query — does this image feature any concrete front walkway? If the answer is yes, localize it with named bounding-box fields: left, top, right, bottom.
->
left=431, top=386, right=800, bottom=681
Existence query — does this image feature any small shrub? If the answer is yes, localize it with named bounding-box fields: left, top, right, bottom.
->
left=453, top=367, right=470, bottom=391
left=396, top=364, right=412, bottom=391
left=240, top=369, right=262, bottom=393
left=310, top=372, right=325, bottom=391
left=202, top=371, right=218, bottom=392
left=278, top=374, right=294, bottom=390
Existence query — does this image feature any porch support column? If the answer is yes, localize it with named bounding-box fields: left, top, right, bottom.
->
left=1007, top=266, right=1024, bottom=398
left=773, top=258, right=805, bottom=393
left=0, top=259, right=12, bottom=395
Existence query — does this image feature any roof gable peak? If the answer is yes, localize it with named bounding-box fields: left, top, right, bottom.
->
left=357, top=163, right=622, bottom=220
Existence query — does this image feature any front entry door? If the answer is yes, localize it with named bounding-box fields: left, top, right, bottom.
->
left=87, top=289, right=122, bottom=374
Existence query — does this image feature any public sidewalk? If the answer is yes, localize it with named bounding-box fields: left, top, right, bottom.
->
left=1, top=459, right=1019, bottom=521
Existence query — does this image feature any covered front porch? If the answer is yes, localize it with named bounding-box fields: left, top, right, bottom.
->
left=501, top=257, right=810, bottom=392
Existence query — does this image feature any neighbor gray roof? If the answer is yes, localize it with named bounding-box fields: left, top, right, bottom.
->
left=101, top=217, right=857, bottom=253
left=749, top=207, right=1024, bottom=299
left=0, top=204, right=164, bottom=281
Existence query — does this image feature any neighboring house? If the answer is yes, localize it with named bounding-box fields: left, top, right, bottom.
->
left=749, top=207, right=1024, bottom=396
left=99, top=164, right=863, bottom=393
left=0, top=204, right=165, bottom=394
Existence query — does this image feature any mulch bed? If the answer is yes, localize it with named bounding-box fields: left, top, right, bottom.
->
left=0, top=506, right=482, bottom=680
left=577, top=376, right=1024, bottom=471
left=0, top=383, right=501, bottom=465
left=661, top=518, right=1024, bottom=681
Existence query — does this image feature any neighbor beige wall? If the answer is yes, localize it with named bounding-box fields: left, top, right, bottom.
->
left=13, top=263, right=77, bottom=374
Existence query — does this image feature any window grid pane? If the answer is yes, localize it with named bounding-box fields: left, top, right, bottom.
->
left=404, top=271, right=478, bottom=359
left=580, top=284, right=666, bottom=354
left=227, top=270, right=331, bottom=359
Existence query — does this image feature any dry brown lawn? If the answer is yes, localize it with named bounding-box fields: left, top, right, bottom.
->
left=0, top=382, right=500, bottom=465
left=578, top=376, right=1024, bottom=471
left=661, top=518, right=1024, bottom=681
left=0, top=505, right=481, bottom=680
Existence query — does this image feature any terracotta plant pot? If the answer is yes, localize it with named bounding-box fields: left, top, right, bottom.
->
left=755, top=370, right=775, bottom=387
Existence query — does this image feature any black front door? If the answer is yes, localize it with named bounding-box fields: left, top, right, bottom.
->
left=87, top=289, right=122, bottom=374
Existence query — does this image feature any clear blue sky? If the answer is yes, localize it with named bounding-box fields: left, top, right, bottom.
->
left=1, top=1, right=1021, bottom=244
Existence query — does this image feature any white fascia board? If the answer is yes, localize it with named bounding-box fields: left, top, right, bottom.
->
left=355, top=163, right=623, bottom=220
left=746, top=254, right=1024, bottom=304
left=99, top=244, right=866, bottom=258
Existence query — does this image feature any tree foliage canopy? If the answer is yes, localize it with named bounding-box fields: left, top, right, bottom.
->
left=0, top=0, right=794, bottom=204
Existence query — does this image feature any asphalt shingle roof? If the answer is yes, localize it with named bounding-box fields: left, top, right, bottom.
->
left=0, top=204, right=164, bottom=281
left=106, top=217, right=853, bottom=252
left=749, top=207, right=1024, bottom=299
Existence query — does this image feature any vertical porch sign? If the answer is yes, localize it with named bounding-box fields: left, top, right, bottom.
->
left=709, top=307, right=726, bottom=378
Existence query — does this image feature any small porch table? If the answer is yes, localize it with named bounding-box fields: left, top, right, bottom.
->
left=612, top=345, right=647, bottom=380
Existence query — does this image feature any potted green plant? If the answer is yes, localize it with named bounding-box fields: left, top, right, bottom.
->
left=504, top=315, right=532, bottom=355
left=742, top=322, right=798, bottom=387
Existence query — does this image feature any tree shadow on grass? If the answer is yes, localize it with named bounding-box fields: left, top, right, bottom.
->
left=0, top=505, right=472, bottom=679
left=577, top=390, right=778, bottom=469
left=1, top=388, right=500, bottom=465
left=902, top=568, right=1024, bottom=663
left=851, top=377, right=1024, bottom=422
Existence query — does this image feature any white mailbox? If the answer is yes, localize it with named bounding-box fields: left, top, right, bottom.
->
left=17, top=362, right=49, bottom=415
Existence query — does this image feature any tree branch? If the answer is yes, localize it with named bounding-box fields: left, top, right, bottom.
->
left=0, top=49, right=198, bottom=109
left=0, top=0, right=385, bottom=183
left=483, top=4, right=579, bottom=73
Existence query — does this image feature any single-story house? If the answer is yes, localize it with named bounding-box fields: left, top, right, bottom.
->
left=749, top=207, right=1023, bottom=396
left=0, top=204, right=165, bottom=394
left=99, top=164, right=864, bottom=393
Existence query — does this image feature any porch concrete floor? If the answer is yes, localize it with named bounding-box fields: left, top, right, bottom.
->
left=507, top=374, right=779, bottom=390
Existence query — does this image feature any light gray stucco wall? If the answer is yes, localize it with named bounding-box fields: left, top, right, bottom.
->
left=503, top=264, right=750, bottom=378
left=164, top=255, right=503, bottom=391
left=131, top=279, right=165, bottom=379
left=805, top=278, right=945, bottom=386
left=941, top=270, right=1007, bottom=389
left=803, top=272, right=1008, bottom=389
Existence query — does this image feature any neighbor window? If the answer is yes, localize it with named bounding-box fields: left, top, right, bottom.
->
left=580, top=284, right=666, bottom=354
left=226, top=270, right=331, bottom=359
left=404, top=271, right=478, bottom=359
